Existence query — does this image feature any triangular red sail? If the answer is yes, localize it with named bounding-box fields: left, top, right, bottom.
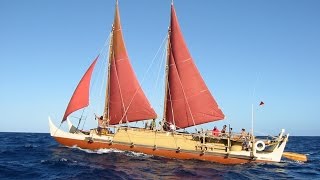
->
left=108, top=4, right=157, bottom=125
left=62, top=56, right=98, bottom=122
left=165, top=5, right=224, bottom=129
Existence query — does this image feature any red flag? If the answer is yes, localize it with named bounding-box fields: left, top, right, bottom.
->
left=259, top=101, right=264, bottom=106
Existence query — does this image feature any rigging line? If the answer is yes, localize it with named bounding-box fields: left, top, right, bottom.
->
left=117, top=34, right=168, bottom=123
left=87, top=60, right=104, bottom=118
left=99, top=45, right=109, bottom=97
left=99, top=34, right=111, bottom=55
left=86, top=31, right=112, bottom=121
left=158, top=73, right=166, bottom=116
left=167, top=81, right=176, bottom=127
left=91, top=33, right=111, bottom=92
left=152, top=37, right=167, bottom=99
left=156, top=47, right=168, bottom=121
left=89, top=33, right=111, bottom=115
left=139, top=34, right=167, bottom=85
left=154, top=40, right=167, bottom=116
left=76, top=109, right=85, bottom=131
left=81, top=115, right=88, bottom=130
left=91, top=37, right=110, bottom=115
left=112, top=52, right=128, bottom=124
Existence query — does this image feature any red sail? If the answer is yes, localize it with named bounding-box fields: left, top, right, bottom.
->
left=165, top=5, right=224, bottom=129
left=62, top=56, right=98, bottom=122
left=108, top=4, right=157, bottom=125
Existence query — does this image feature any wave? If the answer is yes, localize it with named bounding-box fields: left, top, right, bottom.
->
left=68, top=145, right=124, bottom=154
left=67, top=145, right=152, bottom=158
left=125, top=151, right=153, bottom=158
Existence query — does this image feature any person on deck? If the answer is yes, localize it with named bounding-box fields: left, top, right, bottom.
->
left=95, top=114, right=106, bottom=135
left=162, top=121, right=170, bottom=131
left=240, top=128, right=246, bottom=139
left=169, top=123, right=176, bottom=132
left=212, top=126, right=220, bottom=136
left=150, top=119, right=156, bottom=130
left=220, top=125, right=227, bottom=135
left=240, top=128, right=250, bottom=150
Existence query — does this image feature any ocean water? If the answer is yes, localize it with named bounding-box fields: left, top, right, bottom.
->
left=0, top=133, right=319, bottom=179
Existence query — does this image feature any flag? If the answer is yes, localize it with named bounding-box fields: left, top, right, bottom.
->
left=259, top=101, right=264, bottom=106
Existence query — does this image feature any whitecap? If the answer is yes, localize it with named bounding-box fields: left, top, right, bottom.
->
left=59, top=158, right=68, bottom=162
left=66, top=145, right=152, bottom=158
left=69, top=146, right=124, bottom=154
left=96, top=148, right=124, bottom=154
left=125, top=151, right=152, bottom=158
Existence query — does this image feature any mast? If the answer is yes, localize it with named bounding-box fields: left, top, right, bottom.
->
left=161, top=27, right=171, bottom=129
left=103, top=0, right=117, bottom=125
left=103, top=28, right=114, bottom=125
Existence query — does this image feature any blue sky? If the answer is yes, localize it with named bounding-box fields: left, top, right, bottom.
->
left=0, top=0, right=319, bottom=136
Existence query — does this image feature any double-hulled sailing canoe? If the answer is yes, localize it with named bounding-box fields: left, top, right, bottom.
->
left=49, top=1, right=291, bottom=164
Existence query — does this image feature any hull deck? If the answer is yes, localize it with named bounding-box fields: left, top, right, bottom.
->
left=53, top=136, right=252, bottom=164
left=49, top=119, right=288, bottom=165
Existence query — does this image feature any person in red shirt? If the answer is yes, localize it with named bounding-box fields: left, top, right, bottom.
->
left=212, top=126, right=220, bottom=136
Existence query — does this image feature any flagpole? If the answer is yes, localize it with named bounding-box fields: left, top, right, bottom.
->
left=251, top=103, right=254, bottom=137
left=251, top=103, right=255, bottom=157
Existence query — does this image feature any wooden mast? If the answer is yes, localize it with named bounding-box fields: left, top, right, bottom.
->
left=103, top=3, right=117, bottom=125
left=103, top=29, right=114, bottom=126
left=161, top=27, right=171, bottom=130
left=161, top=1, right=175, bottom=130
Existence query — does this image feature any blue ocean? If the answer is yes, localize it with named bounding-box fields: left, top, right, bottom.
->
left=0, top=132, right=319, bottom=179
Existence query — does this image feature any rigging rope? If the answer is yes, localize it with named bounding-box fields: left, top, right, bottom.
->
left=167, top=81, right=176, bottom=127
left=117, top=34, right=168, bottom=124
left=86, top=33, right=111, bottom=126
left=153, top=40, right=167, bottom=121
left=81, top=115, right=88, bottom=130
left=75, top=109, right=85, bottom=131
left=112, top=53, right=128, bottom=124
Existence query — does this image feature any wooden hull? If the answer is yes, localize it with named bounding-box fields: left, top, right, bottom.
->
left=49, top=118, right=289, bottom=165
left=53, top=136, right=252, bottom=164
